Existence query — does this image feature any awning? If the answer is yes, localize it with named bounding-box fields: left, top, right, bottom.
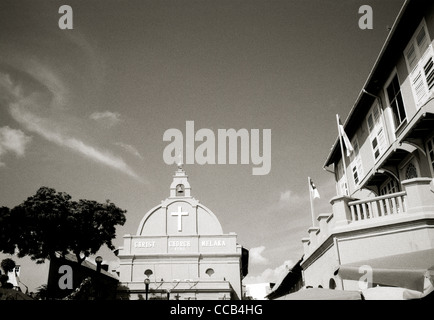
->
left=361, top=286, right=429, bottom=300
left=278, top=288, right=362, bottom=300
left=334, top=248, right=434, bottom=293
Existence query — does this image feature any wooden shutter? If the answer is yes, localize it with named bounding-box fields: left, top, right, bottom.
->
left=367, top=104, right=387, bottom=160
left=405, top=23, right=434, bottom=107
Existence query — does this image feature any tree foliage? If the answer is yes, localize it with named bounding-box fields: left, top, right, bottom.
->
left=1, top=258, right=16, bottom=274
left=0, top=207, right=15, bottom=254
left=0, top=274, right=10, bottom=288
left=0, top=258, right=15, bottom=289
left=35, top=284, right=48, bottom=300
left=0, top=187, right=126, bottom=264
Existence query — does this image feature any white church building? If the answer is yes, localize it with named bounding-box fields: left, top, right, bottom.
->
left=116, top=165, right=248, bottom=300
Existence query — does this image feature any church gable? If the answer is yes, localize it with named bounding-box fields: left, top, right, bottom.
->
left=136, top=166, right=223, bottom=237
left=136, top=200, right=223, bottom=236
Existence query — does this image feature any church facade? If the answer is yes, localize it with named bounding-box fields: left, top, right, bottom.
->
left=116, top=166, right=248, bottom=300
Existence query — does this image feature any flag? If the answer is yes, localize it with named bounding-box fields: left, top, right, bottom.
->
left=309, top=178, right=320, bottom=199
left=338, top=116, right=354, bottom=157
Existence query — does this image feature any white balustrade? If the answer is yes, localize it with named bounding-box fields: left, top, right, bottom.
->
left=348, top=192, right=407, bottom=222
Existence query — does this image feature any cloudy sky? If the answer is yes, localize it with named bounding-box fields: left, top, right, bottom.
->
left=0, top=0, right=404, bottom=292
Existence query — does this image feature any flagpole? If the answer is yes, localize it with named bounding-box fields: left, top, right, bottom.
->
left=308, top=177, right=315, bottom=227
left=336, top=114, right=349, bottom=196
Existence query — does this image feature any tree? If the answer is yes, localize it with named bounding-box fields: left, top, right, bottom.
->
left=0, top=258, right=16, bottom=289
left=0, top=187, right=127, bottom=265
left=66, top=199, right=127, bottom=264
left=0, top=275, right=11, bottom=288
left=0, top=207, right=16, bottom=254
left=35, top=284, right=48, bottom=300
left=1, top=258, right=16, bottom=274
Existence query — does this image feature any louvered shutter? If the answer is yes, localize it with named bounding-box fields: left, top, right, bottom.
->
left=367, top=104, right=387, bottom=160
left=405, top=23, right=434, bottom=108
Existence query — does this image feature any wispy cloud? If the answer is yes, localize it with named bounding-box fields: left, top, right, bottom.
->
left=0, top=70, right=145, bottom=184
left=26, top=61, right=69, bottom=109
left=0, top=126, right=32, bottom=166
left=89, top=111, right=121, bottom=127
left=9, top=103, right=144, bottom=183
left=249, top=246, right=269, bottom=265
left=0, top=73, right=22, bottom=100
left=243, top=259, right=294, bottom=284
left=115, top=142, right=144, bottom=160
left=264, top=188, right=305, bottom=214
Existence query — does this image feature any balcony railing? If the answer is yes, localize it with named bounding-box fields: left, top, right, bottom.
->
left=348, top=192, right=407, bottom=222
left=303, top=178, right=434, bottom=260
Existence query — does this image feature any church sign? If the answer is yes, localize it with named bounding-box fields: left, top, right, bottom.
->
left=131, top=236, right=232, bottom=253
left=134, top=241, right=156, bottom=248
left=168, top=239, right=193, bottom=252
left=201, top=240, right=226, bottom=247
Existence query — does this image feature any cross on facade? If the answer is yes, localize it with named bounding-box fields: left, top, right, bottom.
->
left=171, top=206, right=188, bottom=232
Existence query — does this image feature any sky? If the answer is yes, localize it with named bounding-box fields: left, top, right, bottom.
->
left=0, top=0, right=404, bottom=293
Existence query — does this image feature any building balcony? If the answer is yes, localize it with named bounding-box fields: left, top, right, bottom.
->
left=348, top=191, right=407, bottom=222
left=302, top=177, right=434, bottom=258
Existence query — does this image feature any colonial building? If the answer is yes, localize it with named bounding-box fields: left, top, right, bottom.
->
left=300, top=0, right=434, bottom=297
left=117, top=165, right=248, bottom=300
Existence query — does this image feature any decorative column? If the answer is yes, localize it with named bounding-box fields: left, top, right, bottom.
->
left=317, top=213, right=332, bottom=241
left=330, top=196, right=356, bottom=228
left=401, top=178, right=434, bottom=213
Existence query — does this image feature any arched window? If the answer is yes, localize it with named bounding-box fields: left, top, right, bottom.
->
left=176, top=184, right=185, bottom=196
left=380, top=177, right=400, bottom=196
left=405, top=162, right=418, bottom=180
